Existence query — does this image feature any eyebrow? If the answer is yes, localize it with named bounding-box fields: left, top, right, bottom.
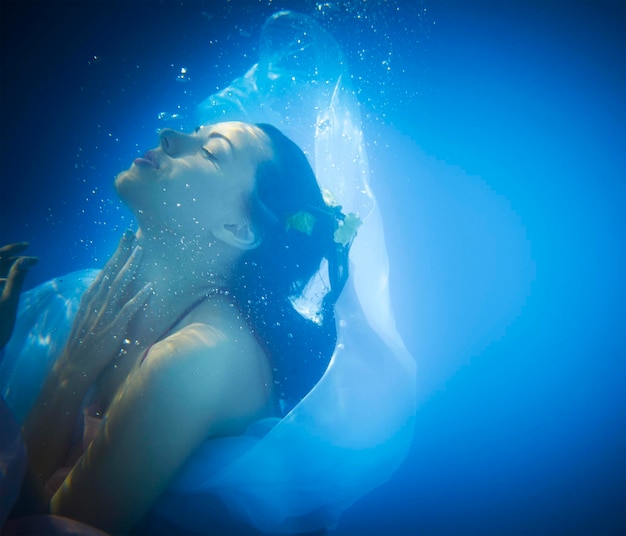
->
left=205, top=131, right=234, bottom=149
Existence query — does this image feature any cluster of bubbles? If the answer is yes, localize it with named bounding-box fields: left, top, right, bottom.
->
left=157, top=111, right=181, bottom=122
left=153, top=0, right=435, bottom=134
left=176, top=66, right=190, bottom=83
left=307, top=0, right=433, bottom=122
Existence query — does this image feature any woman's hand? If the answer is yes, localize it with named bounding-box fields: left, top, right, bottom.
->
left=0, top=242, right=38, bottom=351
left=21, top=231, right=155, bottom=486
left=55, top=230, right=152, bottom=388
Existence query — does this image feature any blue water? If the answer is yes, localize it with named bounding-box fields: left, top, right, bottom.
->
left=1, top=1, right=624, bottom=534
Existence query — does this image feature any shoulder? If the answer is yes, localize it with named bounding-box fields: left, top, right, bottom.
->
left=145, top=296, right=269, bottom=383
left=138, top=311, right=275, bottom=436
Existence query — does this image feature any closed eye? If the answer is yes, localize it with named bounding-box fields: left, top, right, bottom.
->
left=201, top=147, right=218, bottom=161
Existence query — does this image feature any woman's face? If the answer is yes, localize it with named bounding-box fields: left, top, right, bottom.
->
left=115, top=121, right=272, bottom=237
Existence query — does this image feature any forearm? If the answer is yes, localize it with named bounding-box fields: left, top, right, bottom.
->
left=21, top=365, right=90, bottom=485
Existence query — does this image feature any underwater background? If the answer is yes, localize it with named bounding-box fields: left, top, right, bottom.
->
left=1, top=1, right=624, bottom=535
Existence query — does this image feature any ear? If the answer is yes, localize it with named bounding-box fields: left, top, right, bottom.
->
left=212, top=222, right=259, bottom=250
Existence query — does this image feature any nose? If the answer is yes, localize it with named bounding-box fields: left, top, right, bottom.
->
left=159, top=128, right=198, bottom=157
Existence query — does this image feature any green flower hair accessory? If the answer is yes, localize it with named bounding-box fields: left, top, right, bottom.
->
left=286, top=190, right=362, bottom=245
left=286, top=210, right=317, bottom=236
left=333, top=212, right=362, bottom=246
left=322, top=189, right=362, bottom=246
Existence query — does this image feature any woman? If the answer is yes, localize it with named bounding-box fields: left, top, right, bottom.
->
left=4, top=11, right=416, bottom=535
left=16, top=121, right=350, bottom=534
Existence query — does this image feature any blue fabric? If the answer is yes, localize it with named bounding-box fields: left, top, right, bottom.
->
left=0, top=270, right=98, bottom=424
left=0, top=11, right=416, bottom=534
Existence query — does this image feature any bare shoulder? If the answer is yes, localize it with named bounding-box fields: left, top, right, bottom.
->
left=50, top=303, right=275, bottom=532
left=136, top=300, right=276, bottom=436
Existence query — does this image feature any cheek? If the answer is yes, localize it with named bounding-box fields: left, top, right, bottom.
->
left=166, top=182, right=233, bottom=228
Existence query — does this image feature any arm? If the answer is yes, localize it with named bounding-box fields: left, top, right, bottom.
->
left=50, top=320, right=273, bottom=534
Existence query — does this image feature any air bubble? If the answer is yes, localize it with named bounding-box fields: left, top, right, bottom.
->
left=176, top=66, right=190, bottom=83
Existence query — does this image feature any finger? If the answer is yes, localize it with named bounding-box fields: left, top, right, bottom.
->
left=90, top=282, right=153, bottom=363
left=100, top=246, right=144, bottom=323
left=0, top=256, right=37, bottom=350
left=0, top=243, right=30, bottom=276
left=2, top=257, right=38, bottom=302
left=0, top=243, right=30, bottom=258
left=106, top=229, right=137, bottom=273
left=81, top=230, right=136, bottom=313
left=93, top=229, right=136, bottom=288
left=124, top=282, right=153, bottom=318
left=105, top=283, right=153, bottom=342
left=69, top=231, right=135, bottom=341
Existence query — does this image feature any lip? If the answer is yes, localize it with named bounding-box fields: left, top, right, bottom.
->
left=134, top=149, right=160, bottom=169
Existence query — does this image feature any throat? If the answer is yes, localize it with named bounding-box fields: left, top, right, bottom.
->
left=134, top=227, right=239, bottom=287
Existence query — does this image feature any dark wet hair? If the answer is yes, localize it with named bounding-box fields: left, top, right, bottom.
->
left=230, top=123, right=350, bottom=413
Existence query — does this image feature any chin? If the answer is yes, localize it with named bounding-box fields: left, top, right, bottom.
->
left=114, top=168, right=141, bottom=204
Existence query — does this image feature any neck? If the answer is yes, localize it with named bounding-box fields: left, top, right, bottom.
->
left=132, top=227, right=236, bottom=299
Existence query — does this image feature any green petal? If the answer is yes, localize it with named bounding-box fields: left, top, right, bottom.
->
left=334, top=212, right=362, bottom=246
left=286, top=211, right=317, bottom=236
